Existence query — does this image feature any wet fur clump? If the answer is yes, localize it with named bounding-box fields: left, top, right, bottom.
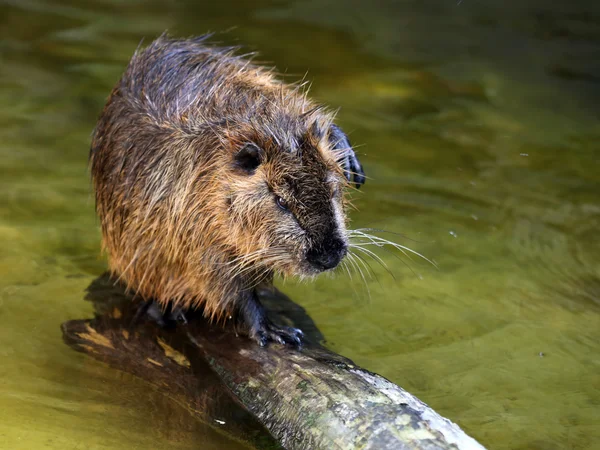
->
left=90, top=35, right=365, bottom=346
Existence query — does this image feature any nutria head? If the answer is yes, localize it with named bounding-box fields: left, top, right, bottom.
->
left=224, top=115, right=355, bottom=278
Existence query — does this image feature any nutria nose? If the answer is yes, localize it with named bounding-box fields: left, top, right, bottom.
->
left=306, top=241, right=347, bottom=271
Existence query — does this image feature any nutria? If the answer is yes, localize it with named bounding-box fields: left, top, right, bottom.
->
left=89, top=34, right=365, bottom=346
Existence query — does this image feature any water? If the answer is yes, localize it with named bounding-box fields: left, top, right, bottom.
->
left=1, top=0, right=599, bottom=449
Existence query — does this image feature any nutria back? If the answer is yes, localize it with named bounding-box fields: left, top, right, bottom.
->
left=90, top=34, right=365, bottom=345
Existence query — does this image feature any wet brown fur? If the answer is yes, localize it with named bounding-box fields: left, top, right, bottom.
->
left=90, top=35, right=357, bottom=332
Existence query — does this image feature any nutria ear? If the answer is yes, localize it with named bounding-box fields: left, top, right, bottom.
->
left=234, top=143, right=263, bottom=174
left=328, top=124, right=366, bottom=188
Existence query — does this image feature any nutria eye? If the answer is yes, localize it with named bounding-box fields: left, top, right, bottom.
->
left=276, top=196, right=289, bottom=211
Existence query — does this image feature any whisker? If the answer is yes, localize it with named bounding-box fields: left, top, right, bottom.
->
left=352, top=227, right=424, bottom=243
left=351, top=250, right=374, bottom=279
left=339, top=259, right=360, bottom=300
left=341, top=258, right=353, bottom=282
left=350, top=244, right=396, bottom=281
left=376, top=244, right=419, bottom=278
left=224, top=248, right=289, bottom=280
left=352, top=232, right=416, bottom=264
left=221, top=248, right=272, bottom=266
left=349, top=230, right=438, bottom=269
left=347, top=252, right=371, bottom=301
left=352, top=250, right=383, bottom=290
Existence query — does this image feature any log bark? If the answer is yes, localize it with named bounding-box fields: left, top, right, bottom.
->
left=62, top=274, right=486, bottom=450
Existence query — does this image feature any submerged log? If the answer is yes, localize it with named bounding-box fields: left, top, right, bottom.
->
left=62, top=274, right=485, bottom=450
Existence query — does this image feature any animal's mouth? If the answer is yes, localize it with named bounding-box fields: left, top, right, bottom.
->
left=305, top=243, right=347, bottom=273
left=272, top=241, right=348, bottom=277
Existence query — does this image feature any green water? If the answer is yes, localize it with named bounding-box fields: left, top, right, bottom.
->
left=1, top=0, right=599, bottom=449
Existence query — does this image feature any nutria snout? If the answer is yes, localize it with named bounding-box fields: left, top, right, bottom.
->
left=89, top=34, right=366, bottom=346
left=306, top=236, right=348, bottom=271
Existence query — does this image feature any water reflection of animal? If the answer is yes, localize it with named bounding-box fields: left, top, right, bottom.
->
left=89, top=34, right=365, bottom=346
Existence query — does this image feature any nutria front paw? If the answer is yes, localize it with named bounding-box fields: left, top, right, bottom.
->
left=328, top=123, right=366, bottom=188
left=251, top=320, right=304, bottom=348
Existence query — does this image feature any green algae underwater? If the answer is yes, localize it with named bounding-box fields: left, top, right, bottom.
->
left=1, top=0, right=599, bottom=449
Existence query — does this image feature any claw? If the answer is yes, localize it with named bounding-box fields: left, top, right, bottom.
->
left=251, top=320, right=304, bottom=348
left=168, top=305, right=188, bottom=325
left=237, top=289, right=305, bottom=348
left=132, top=299, right=187, bottom=329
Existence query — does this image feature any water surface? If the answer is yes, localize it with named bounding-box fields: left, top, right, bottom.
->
left=1, top=1, right=599, bottom=449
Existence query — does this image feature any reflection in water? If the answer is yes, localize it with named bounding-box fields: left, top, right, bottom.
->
left=0, top=1, right=599, bottom=449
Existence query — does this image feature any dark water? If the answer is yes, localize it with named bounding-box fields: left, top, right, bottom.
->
left=1, top=1, right=599, bottom=449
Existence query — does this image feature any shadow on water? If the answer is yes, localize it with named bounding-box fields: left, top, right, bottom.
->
left=60, top=273, right=335, bottom=449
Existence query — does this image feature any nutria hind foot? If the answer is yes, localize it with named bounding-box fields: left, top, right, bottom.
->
left=240, top=291, right=304, bottom=348
left=132, top=299, right=188, bottom=329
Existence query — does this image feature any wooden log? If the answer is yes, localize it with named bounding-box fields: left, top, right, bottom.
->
left=62, top=274, right=486, bottom=450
